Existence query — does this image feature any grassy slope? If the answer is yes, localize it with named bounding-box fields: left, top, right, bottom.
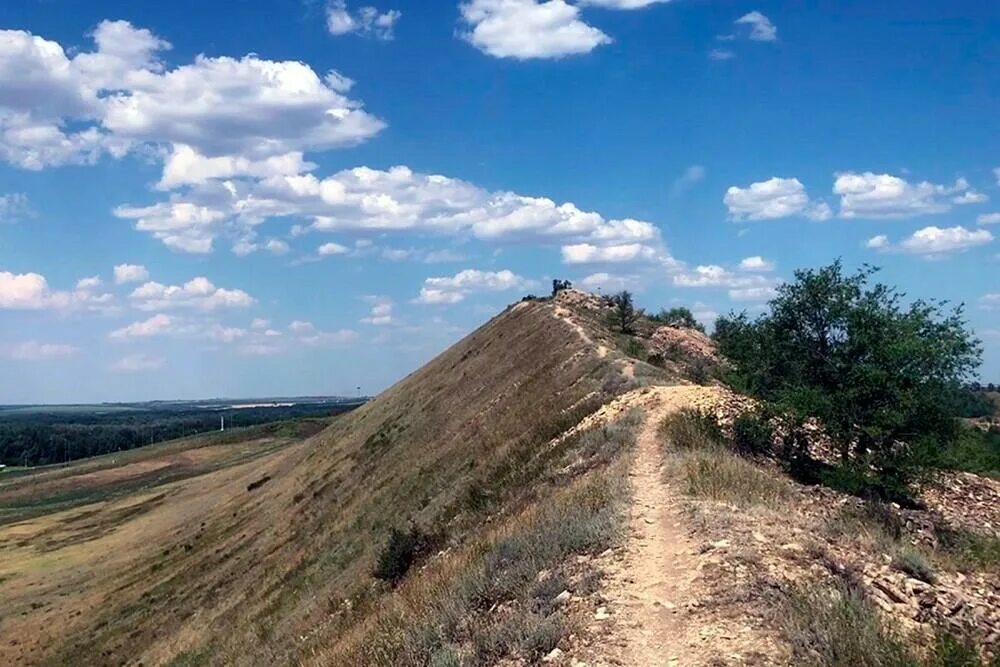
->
left=10, top=295, right=665, bottom=665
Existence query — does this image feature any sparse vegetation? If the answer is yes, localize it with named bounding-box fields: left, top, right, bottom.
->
left=780, top=579, right=916, bottom=667
left=620, top=336, right=646, bottom=359
left=679, top=448, right=790, bottom=507
left=780, top=578, right=999, bottom=667
left=333, top=457, right=633, bottom=665
left=890, top=546, right=936, bottom=584
left=658, top=410, right=789, bottom=507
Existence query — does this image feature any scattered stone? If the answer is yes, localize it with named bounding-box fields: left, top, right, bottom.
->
left=542, top=648, right=563, bottom=662
left=553, top=590, right=572, bottom=606
left=594, top=606, right=611, bottom=620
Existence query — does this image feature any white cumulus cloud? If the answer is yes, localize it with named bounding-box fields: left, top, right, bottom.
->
left=109, top=313, right=175, bottom=340
left=326, top=1, right=401, bottom=40
left=734, top=11, right=777, bottom=42
left=415, top=269, right=533, bottom=304
left=867, top=226, right=994, bottom=257
left=0, top=21, right=384, bottom=175
left=724, top=177, right=831, bottom=221
left=113, top=263, right=149, bottom=284
left=738, top=256, right=774, bottom=271
left=833, top=172, right=972, bottom=219
left=459, top=0, right=611, bottom=60
left=128, top=277, right=254, bottom=311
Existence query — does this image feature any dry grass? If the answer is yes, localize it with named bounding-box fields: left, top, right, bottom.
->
left=318, top=433, right=635, bottom=666
left=658, top=410, right=790, bottom=508
left=780, top=579, right=916, bottom=667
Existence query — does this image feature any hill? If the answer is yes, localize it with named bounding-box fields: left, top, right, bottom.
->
left=1, top=289, right=996, bottom=666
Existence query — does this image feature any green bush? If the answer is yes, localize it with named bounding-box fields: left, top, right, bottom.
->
left=373, top=525, right=438, bottom=585
left=658, top=409, right=723, bottom=451
left=732, top=411, right=775, bottom=457
left=715, top=261, right=982, bottom=498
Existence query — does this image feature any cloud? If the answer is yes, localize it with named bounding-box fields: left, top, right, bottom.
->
left=459, top=0, right=611, bottom=59
left=113, top=263, right=149, bottom=284
left=232, top=235, right=290, bottom=256
left=708, top=49, right=735, bottom=61
left=865, top=234, right=890, bottom=250
left=738, top=256, right=774, bottom=271
left=953, top=190, right=988, bottom=205
left=128, top=277, right=254, bottom=311
left=318, top=241, right=350, bottom=256
left=561, top=242, right=664, bottom=264
left=287, top=319, right=357, bottom=345
left=578, top=0, right=671, bottom=7
left=0, top=21, right=384, bottom=173
left=734, top=11, right=777, bottom=42
left=977, top=213, right=1000, bottom=226
left=76, top=276, right=102, bottom=290
left=250, top=318, right=271, bottom=329
left=729, top=286, right=777, bottom=301
left=671, top=165, right=705, bottom=195
left=109, top=313, right=175, bottom=340
left=111, top=353, right=164, bottom=373
left=578, top=272, right=635, bottom=292
left=673, top=262, right=781, bottom=303
left=0, top=270, right=114, bottom=311
left=3, top=340, right=77, bottom=360
left=866, top=226, right=994, bottom=257
left=724, top=177, right=831, bottom=221
left=326, top=1, right=401, bottom=39
left=833, top=172, right=973, bottom=219
left=0, top=193, right=32, bottom=223
left=361, top=298, right=394, bottom=325
left=981, top=293, right=1000, bottom=310
left=120, top=165, right=675, bottom=263
left=415, top=269, right=533, bottom=304
left=672, top=264, right=775, bottom=290
left=0, top=271, right=51, bottom=309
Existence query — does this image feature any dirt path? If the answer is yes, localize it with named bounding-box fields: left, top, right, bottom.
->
left=591, top=385, right=729, bottom=666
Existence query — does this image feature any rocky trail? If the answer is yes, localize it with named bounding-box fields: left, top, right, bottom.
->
left=580, top=385, right=735, bottom=667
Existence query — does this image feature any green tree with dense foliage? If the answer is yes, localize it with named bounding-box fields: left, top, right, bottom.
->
left=714, top=261, right=981, bottom=498
left=650, top=306, right=706, bottom=333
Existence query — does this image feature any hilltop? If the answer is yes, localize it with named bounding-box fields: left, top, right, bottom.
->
left=0, top=288, right=996, bottom=666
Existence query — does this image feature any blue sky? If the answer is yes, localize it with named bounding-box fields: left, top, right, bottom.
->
left=0, top=0, right=997, bottom=403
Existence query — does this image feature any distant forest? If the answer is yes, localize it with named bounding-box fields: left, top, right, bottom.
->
left=0, top=401, right=360, bottom=467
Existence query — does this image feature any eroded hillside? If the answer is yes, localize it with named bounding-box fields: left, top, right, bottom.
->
left=6, top=288, right=995, bottom=666
left=0, top=290, right=682, bottom=665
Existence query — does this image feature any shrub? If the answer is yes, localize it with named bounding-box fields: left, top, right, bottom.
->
left=373, top=525, right=438, bottom=584
left=621, top=336, right=645, bottom=359
left=680, top=449, right=789, bottom=508
left=715, top=261, right=982, bottom=497
left=650, top=306, right=705, bottom=333
left=934, top=525, right=1000, bottom=572
left=890, top=546, right=936, bottom=584
left=731, top=411, right=775, bottom=457
left=658, top=410, right=723, bottom=451
left=780, top=579, right=916, bottom=667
